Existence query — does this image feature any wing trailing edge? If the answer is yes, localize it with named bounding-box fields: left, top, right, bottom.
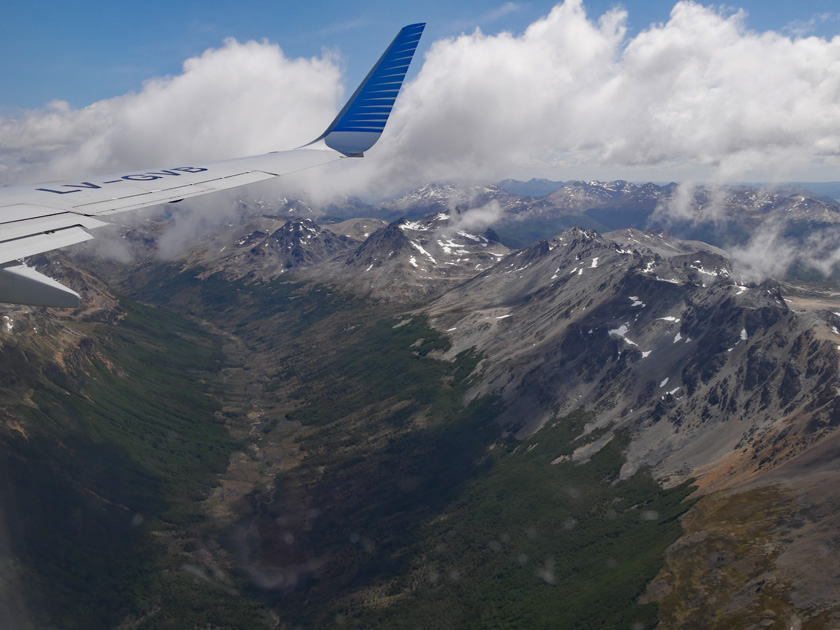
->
left=0, top=264, right=81, bottom=308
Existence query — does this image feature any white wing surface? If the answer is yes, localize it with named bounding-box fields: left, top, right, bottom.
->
left=0, top=23, right=425, bottom=307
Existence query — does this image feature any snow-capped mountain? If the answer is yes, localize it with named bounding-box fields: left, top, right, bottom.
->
left=424, top=225, right=839, bottom=489
left=315, top=212, right=509, bottom=301
left=372, top=183, right=531, bottom=222
left=497, top=177, right=565, bottom=197
left=184, top=217, right=360, bottom=281
left=9, top=191, right=840, bottom=627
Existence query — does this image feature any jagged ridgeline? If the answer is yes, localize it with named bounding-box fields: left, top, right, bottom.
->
left=326, top=180, right=840, bottom=279
left=2, top=180, right=840, bottom=628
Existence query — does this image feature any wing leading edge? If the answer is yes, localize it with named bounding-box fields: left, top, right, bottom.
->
left=0, top=23, right=425, bottom=307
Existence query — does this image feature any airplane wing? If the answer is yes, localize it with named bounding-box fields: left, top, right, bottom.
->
left=0, top=23, right=425, bottom=307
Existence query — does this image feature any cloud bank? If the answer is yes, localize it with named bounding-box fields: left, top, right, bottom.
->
left=3, top=1, right=840, bottom=199
left=358, top=0, right=840, bottom=192
left=0, top=39, right=341, bottom=184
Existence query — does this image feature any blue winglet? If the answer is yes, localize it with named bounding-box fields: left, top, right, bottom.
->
left=313, top=23, right=425, bottom=156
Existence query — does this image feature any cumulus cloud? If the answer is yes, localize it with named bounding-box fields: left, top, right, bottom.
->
left=449, top=201, right=506, bottom=233
left=650, top=181, right=739, bottom=226
left=351, top=0, right=840, bottom=193
left=729, top=219, right=840, bottom=282
left=729, top=221, right=799, bottom=281
left=5, top=0, right=840, bottom=202
left=0, top=38, right=341, bottom=184
left=729, top=221, right=840, bottom=282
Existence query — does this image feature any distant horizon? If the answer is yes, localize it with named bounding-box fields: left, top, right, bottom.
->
left=3, top=1, right=840, bottom=191
left=331, top=177, right=840, bottom=206
left=500, top=176, right=840, bottom=186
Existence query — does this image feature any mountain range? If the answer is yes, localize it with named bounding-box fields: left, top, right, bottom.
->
left=1, top=179, right=840, bottom=628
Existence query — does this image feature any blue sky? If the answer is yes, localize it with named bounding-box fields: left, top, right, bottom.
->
left=2, top=0, right=839, bottom=110
left=3, top=1, right=840, bottom=188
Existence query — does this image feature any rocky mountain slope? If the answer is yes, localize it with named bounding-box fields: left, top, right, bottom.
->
left=355, top=179, right=840, bottom=259
left=86, top=178, right=840, bottom=279
left=154, top=208, right=840, bottom=624
left=301, top=212, right=509, bottom=302
left=423, top=225, right=840, bottom=483
left=3, top=194, right=840, bottom=627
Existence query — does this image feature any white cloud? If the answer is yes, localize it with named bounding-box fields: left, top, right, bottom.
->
left=353, top=0, right=840, bottom=192
left=448, top=2, right=525, bottom=31
left=729, top=218, right=840, bottom=281
left=784, top=12, right=840, bottom=38
left=0, top=38, right=342, bottom=184
left=729, top=220, right=799, bottom=281
left=4, top=1, right=840, bottom=200
left=449, top=200, right=506, bottom=234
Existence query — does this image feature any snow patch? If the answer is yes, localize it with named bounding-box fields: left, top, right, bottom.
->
left=410, top=241, right=437, bottom=265
left=609, top=323, right=638, bottom=346
left=690, top=264, right=721, bottom=277
left=400, top=220, right=430, bottom=231
left=457, top=231, right=486, bottom=242
left=656, top=276, right=681, bottom=284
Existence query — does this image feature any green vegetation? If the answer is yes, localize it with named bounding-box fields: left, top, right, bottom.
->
left=0, top=262, right=698, bottom=629
left=0, top=298, right=260, bottom=629
left=197, top=297, right=696, bottom=629
left=129, top=263, right=360, bottom=336
left=333, top=413, right=696, bottom=629
left=288, top=315, right=478, bottom=426
left=651, top=486, right=810, bottom=629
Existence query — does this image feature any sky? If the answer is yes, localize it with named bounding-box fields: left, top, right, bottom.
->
left=3, top=0, right=840, bottom=196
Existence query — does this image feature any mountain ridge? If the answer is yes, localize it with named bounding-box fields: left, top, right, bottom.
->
left=3, top=189, right=840, bottom=626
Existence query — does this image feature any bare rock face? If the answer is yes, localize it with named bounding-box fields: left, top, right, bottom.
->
left=310, top=214, right=509, bottom=302
left=184, top=218, right=361, bottom=282
left=250, top=219, right=358, bottom=271
left=53, top=198, right=840, bottom=625
left=422, top=226, right=840, bottom=486
left=321, top=218, right=388, bottom=242
left=411, top=224, right=840, bottom=624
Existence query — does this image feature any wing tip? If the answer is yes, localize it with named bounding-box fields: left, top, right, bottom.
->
left=314, top=23, right=426, bottom=156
